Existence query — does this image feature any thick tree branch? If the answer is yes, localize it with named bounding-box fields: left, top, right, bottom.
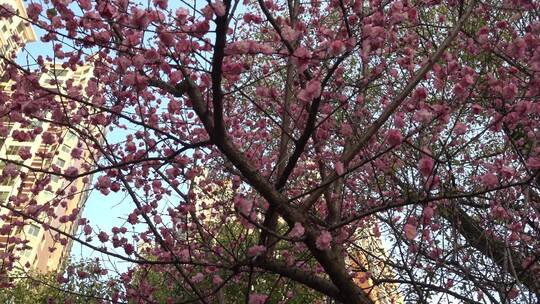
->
left=253, top=258, right=345, bottom=301
left=439, top=204, right=540, bottom=298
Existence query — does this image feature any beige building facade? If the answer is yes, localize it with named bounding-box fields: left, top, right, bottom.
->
left=0, top=0, right=36, bottom=75
left=0, top=64, right=95, bottom=275
left=349, top=230, right=404, bottom=304
left=0, top=2, right=96, bottom=277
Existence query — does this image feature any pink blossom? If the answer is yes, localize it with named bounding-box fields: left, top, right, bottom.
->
left=316, top=231, right=332, bottom=250
left=386, top=129, right=403, bottom=146
left=243, top=13, right=263, bottom=24
left=126, top=142, right=137, bottom=153
left=471, top=104, right=483, bottom=114
left=508, top=288, right=519, bottom=299
left=423, top=207, right=435, bottom=220
left=502, top=83, right=518, bottom=100
left=128, top=213, right=138, bottom=225
left=98, top=231, right=109, bottom=242
left=26, top=3, right=42, bottom=20
left=0, top=4, right=15, bottom=19
left=453, top=83, right=467, bottom=97
left=289, top=222, right=305, bottom=238
left=394, top=113, right=405, bottom=128
left=96, top=176, right=112, bottom=195
left=414, top=109, right=433, bottom=124
left=335, top=161, right=345, bottom=175
left=463, top=74, right=475, bottom=86
left=17, top=146, right=32, bottom=160
left=454, top=123, right=468, bottom=135
left=292, top=46, right=311, bottom=65
left=527, top=157, right=540, bottom=169
left=481, top=173, right=498, bottom=188
left=2, top=164, right=18, bottom=178
left=12, top=130, right=32, bottom=142
left=247, top=245, right=266, bottom=257
left=404, top=224, right=417, bottom=240
left=235, top=196, right=253, bottom=215
left=26, top=205, right=40, bottom=216
left=212, top=275, right=223, bottom=285
left=67, top=147, right=82, bottom=159
left=124, top=243, right=134, bottom=255
left=64, top=167, right=79, bottom=179
left=499, top=166, right=515, bottom=179
left=158, top=31, right=174, bottom=46
left=0, top=0, right=536, bottom=298
left=281, top=25, right=299, bottom=41
left=175, top=8, right=189, bottom=23
left=249, top=294, right=268, bottom=304
left=341, top=123, right=353, bottom=137
left=212, top=1, right=226, bottom=16
left=153, top=0, right=168, bottom=9
left=414, top=87, right=428, bottom=100
left=418, top=157, right=434, bottom=177
left=298, top=80, right=322, bottom=102
left=110, top=182, right=121, bottom=192
left=191, top=272, right=204, bottom=283
left=178, top=249, right=190, bottom=261
left=328, top=40, right=346, bottom=56
left=41, top=132, right=56, bottom=145
left=83, top=225, right=92, bottom=235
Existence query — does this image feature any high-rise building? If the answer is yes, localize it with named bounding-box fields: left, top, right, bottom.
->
left=0, top=0, right=36, bottom=75
left=0, top=64, right=95, bottom=276
left=0, top=1, right=96, bottom=277
left=349, top=230, right=403, bottom=304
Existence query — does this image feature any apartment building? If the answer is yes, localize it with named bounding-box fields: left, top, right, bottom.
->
left=349, top=229, right=404, bottom=304
left=0, top=0, right=36, bottom=76
left=0, top=40, right=97, bottom=275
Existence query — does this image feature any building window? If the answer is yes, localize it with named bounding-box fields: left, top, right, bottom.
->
left=55, top=158, right=66, bottom=168
left=27, top=224, right=40, bottom=237
left=61, top=144, right=71, bottom=153
left=30, top=120, right=44, bottom=129
left=50, top=175, right=59, bottom=183
left=22, top=247, right=33, bottom=258
left=65, top=131, right=77, bottom=142
left=55, top=70, right=69, bottom=77
left=0, top=191, right=9, bottom=203
left=16, top=23, right=27, bottom=38
left=42, top=190, right=54, bottom=201
left=5, top=145, right=22, bottom=156
left=0, top=177, right=16, bottom=186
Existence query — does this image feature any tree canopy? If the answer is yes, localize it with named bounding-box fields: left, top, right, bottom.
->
left=0, top=259, right=119, bottom=303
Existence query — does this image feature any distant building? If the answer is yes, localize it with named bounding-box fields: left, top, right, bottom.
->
left=0, top=65, right=93, bottom=272
left=0, top=16, right=96, bottom=277
left=349, top=229, right=403, bottom=304
left=0, top=0, right=36, bottom=75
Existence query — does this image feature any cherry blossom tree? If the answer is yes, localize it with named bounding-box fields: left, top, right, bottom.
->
left=0, top=0, right=539, bottom=302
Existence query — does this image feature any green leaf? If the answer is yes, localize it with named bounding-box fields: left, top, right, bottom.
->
left=46, top=8, right=57, bottom=17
